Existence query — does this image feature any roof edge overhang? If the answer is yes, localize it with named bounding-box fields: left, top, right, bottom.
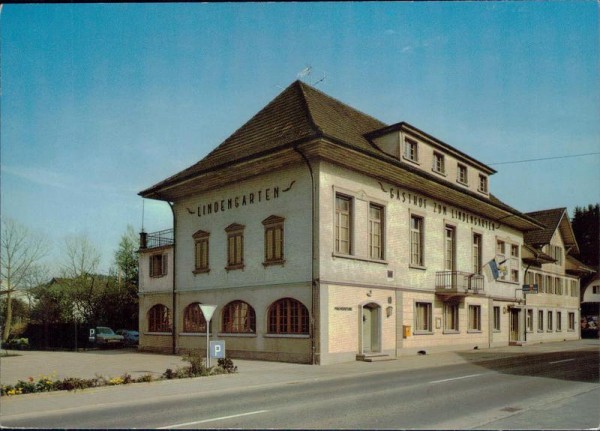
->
left=364, top=121, right=497, bottom=175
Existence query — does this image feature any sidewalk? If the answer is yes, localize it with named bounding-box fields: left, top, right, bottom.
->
left=1, top=340, right=598, bottom=420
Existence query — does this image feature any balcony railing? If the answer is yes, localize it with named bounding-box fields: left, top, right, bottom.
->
left=435, top=271, right=484, bottom=295
left=140, top=229, right=174, bottom=250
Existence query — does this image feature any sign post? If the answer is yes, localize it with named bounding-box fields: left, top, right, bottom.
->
left=199, top=304, right=217, bottom=367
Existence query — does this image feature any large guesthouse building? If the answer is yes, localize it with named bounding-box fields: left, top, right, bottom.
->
left=138, top=81, right=584, bottom=364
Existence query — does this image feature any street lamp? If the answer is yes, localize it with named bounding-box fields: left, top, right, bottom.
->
left=198, top=304, right=217, bottom=367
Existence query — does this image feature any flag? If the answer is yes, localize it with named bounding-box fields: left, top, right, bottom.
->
left=486, top=258, right=507, bottom=281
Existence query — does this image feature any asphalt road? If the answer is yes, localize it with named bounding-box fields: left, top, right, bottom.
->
left=3, top=347, right=599, bottom=429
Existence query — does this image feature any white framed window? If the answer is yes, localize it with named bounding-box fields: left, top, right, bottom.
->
left=568, top=312, right=575, bottom=331
left=433, top=152, right=445, bottom=174
left=538, top=310, right=544, bottom=331
left=444, top=226, right=456, bottom=271
left=369, top=204, right=384, bottom=260
left=410, top=215, right=424, bottom=267
left=556, top=311, right=562, bottom=331
left=478, top=174, right=488, bottom=193
left=404, top=138, right=419, bottom=163
left=473, top=233, right=482, bottom=274
left=468, top=305, right=481, bottom=331
left=415, top=302, right=432, bottom=333
left=547, top=310, right=553, bottom=331
left=457, top=164, right=468, bottom=185
left=527, top=309, right=533, bottom=332
left=335, top=194, right=352, bottom=255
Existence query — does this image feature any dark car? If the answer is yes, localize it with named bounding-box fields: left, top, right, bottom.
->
left=94, top=327, right=125, bottom=347
left=116, top=329, right=139, bottom=346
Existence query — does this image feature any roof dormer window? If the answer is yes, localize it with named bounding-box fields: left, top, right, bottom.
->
left=403, top=138, right=419, bottom=164
left=432, top=152, right=445, bottom=175
left=478, top=174, right=488, bottom=194
left=457, top=163, right=468, bottom=185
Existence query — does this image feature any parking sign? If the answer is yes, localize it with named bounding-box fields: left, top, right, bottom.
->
left=210, top=341, right=225, bottom=359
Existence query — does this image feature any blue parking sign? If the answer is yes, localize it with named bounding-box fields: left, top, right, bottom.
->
left=210, top=340, right=225, bottom=359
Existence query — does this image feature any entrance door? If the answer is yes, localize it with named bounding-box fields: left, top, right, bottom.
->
left=362, top=303, right=381, bottom=353
left=510, top=309, right=520, bottom=342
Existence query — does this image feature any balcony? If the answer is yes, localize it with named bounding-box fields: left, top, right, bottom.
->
left=140, top=229, right=174, bottom=250
left=435, top=271, right=484, bottom=296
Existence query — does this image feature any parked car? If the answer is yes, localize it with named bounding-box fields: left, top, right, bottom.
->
left=94, top=327, right=124, bottom=347
left=116, top=329, right=139, bottom=346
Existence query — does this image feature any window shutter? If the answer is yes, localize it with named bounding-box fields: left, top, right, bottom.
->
left=162, top=254, right=168, bottom=275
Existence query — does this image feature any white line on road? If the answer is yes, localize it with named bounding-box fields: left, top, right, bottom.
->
left=429, top=373, right=486, bottom=384
left=157, top=410, right=269, bottom=429
left=548, top=358, right=575, bottom=364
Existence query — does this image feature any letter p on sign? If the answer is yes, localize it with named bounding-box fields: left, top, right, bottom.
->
left=210, top=341, right=225, bottom=359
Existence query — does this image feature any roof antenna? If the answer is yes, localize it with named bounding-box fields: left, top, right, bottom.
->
left=297, top=65, right=312, bottom=80
left=141, top=199, right=145, bottom=233
left=313, top=72, right=326, bottom=86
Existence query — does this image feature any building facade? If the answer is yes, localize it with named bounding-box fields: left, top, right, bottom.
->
left=138, top=81, right=583, bottom=364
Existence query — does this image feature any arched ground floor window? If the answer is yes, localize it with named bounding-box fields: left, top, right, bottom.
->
left=268, top=298, right=309, bottom=334
left=148, top=304, right=171, bottom=332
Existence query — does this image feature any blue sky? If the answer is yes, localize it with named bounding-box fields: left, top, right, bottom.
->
left=1, top=2, right=598, bottom=274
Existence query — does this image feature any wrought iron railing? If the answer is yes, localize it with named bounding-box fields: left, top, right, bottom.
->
left=435, top=271, right=484, bottom=294
left=140, top=229, right=174, bottom=249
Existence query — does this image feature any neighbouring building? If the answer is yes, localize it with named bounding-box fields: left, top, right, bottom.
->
left=137, top=81, right=586, bottom=364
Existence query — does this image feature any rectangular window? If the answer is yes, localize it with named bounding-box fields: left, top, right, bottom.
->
left=478, top=174, right=488, bottom=193
left=444, top=303, right=459, bottom=332
left=557, top=311, right=562, bottom=331
left=473, top=233, right=482, bottom=274
left=555, top=278, right=562, bottom=295
left=511, top=269, right=519, bottom=283
left=369, top=204, right=384, bottom=260
left=536, top=273, right=544, bottom=293
left=568, top=312, right=575, bottom=331
left=546, top=276, right=554, bottom=294
left=194, top=238, right=209, bottom=272
left=468, top=305, right=481, bottom=331
left=594, top=286, right=599, bottom=294
left=404, top=138, right=419, bottom=162
left=444, top=226, right=456, bottom=271
left=433, top=152, right=445, bottom=174
left=335, top=194, right=352, bottom=255
left=496, top=240, right=506, bottom=255
left=538, top=310, right=544, bottom=331
left=415, top=302, right=432, bottom=332
left=511, top=244, right=519, bottom=258
left=527, top=309, right=533, bottom=332
left=150, top=254, right=167, bottom=278
left=547, top=311, right=553, bottom=331
left=493, top=306, right=501, bottom=331
left=571, top=280, right=578, bottom=297
left=225, top=224, right=245, bottom=270
left=457, top=164, right=468, bottom=184
left=263, top=216, right=285, bottom=265
left=410, top=215, right=424, bottom=267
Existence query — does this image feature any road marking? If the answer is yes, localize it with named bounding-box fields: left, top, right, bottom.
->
left=549, top=358, right=575, bottom=364
left=429, top=373, right=485, bottom=384
left=157, top=410, right=269, bottom=429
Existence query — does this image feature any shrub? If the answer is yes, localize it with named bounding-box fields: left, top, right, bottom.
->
left=4, top=338, right=29, bottom=350
left=217, top=357, right=238, bottom=374
left=162, top=368, right=176, bottom=380
left=135, top=374, right=154, bottom=383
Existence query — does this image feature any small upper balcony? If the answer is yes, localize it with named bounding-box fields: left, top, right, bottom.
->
left=139, top=229, right=174, bottom=251
left=435, top=271, right=484, bottom=297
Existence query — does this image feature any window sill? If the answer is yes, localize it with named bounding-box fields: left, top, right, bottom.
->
left=264, top=334, right=310, bottom=339
left=443, top=330, right=460, bottom=335
left=413, top=331, right=433, bottom=335
left=409, top=264, right=427, bottom=271
left=263, top=259, right=286, bottom=267
left=496, top=279, right=520, bottom=286
left=144, top=332, right=172, bottom=336
left=150, top=275, right=167, bottom=279
left=179, top=332, right=208, bottom=337
left=477, top=188, right=489, bottom=196
left=402, top=155, right=420, bottom=166
left=192, top=269, right=210, bottom=275
left=217, top=332, right=257, bottom=338
left=537, top=330, right=544, bottom=333
left=432, top=168, right=446, bottom=177
left=467, top=330, right=482, bottom=334
left=456, top=179, right=469, bottom=187
left=546, top=330, right=554, bottom=333
left=225, top=264, right=245, bottom=272
left=332, top=252, right=388, bottom=265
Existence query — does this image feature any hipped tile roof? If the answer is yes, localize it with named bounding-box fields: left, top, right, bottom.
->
left=143, top=80, right=387, bottom=193
left=523, top=208, right=566, bottom=246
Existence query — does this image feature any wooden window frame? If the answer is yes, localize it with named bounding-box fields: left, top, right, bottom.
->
left=262, top=215, right=285, bottom=266
left=369, top=203, right=384, bottom=260
left=432, top=152, right=445, bottom=174
left=225, top=223, right=245, bottom=271
left=268, top=298, right=309, bottom=335
left=403, top=138, right=419, bottom=163
left=444, top=302, right=459, bottom=332
left=444, top=225, right=456, bottom=271
left=222, top=300, right=256, bottom=334
left=149, top=253, right=168, bottom=278
left=183, top=302, right=207, bottom=333
left=468, top=305, right=481, bottom=331
left=410, top=215, right=424, bottom=267
left=192, top=230, right=210, bottom=274
left=457, top=164, right=468, bottom=185
left=335, top=194, right=352, bottom=255
left=473, top=233, right=483, bottom=275
left=148, top=304, right=171, bottom=333
left=415, top=302, right=432, bottom=333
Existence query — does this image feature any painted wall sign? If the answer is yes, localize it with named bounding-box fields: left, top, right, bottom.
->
left=187, top=180, right=296, bottom=218
left=334, top=307, right=353, bottom=311
left=379, top=182, right=500, bottom=231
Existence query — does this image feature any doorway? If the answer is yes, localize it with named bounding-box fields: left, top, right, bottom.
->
left=362, top=303, right=381, bottom=353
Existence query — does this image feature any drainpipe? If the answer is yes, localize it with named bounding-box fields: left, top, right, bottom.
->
left=169, top=202, right=177, bottom=355
left=294, top=146, right=319, bottom=365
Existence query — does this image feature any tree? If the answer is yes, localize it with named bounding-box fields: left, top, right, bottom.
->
left=1, top=218, right=49, bottom=341
left=114, top=225, right=139, bottom=288
left=572, top=204, right=599, bottom=270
